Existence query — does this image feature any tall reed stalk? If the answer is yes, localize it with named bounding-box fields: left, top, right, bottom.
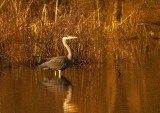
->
left=0, top=0, right=159, bottom=68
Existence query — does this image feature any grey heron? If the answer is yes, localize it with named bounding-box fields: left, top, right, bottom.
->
left=39, top=36, right=78, bottom=77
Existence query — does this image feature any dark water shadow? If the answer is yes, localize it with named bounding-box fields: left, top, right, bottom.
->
left=40, top=75, right=79, bottom=113
left=40, top=76, right=72, bottom=92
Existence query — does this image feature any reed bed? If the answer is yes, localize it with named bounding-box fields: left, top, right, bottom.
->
left=0, top=0, right=159, bottom=68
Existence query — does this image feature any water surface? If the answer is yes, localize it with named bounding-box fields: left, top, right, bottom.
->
left=0, top=51, right=160, bottom=113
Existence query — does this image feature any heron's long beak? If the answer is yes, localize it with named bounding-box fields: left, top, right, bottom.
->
left=67, top=36, right=78, bottom=39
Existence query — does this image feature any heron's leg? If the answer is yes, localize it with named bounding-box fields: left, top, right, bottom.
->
left=58, top=70, right=61, bottom=78
left=54, top=71, right=57, bottom=76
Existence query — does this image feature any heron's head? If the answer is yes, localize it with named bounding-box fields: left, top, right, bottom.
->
left=63, top=36, right=78, bottom=40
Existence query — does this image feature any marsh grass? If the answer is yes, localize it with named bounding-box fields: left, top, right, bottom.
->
left=0, top=0, right=159, bottom=68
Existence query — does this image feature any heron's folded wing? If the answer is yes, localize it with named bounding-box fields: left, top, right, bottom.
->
left=39, top=56, right=68, bottom=69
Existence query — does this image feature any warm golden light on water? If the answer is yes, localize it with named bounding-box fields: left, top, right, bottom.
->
left=63, top=87, right=79, bottom=113
left=0, top=49, right=160, bottom=113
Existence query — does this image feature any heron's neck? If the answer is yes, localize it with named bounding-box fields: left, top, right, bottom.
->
left=62, top=39, right=72, bottom=60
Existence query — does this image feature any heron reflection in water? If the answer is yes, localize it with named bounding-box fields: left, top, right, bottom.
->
left=41, top=76, right=79, bottom=113
left=39, top=36, right=78, bottom=77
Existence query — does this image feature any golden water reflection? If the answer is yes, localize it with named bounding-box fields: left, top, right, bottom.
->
left=41, top=76, right=79, bottom=113
left=0, top=50, right=160, bottom=113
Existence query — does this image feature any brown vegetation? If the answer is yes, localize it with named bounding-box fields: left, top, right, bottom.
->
left=0, top=0, right=159, bottom=68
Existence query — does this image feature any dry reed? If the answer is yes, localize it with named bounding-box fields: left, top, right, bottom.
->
left=0, top=0, right=159, bottom=68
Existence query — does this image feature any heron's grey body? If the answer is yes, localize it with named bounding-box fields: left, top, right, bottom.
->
left=39, top=36, right=78, bottom=77
left=39, top=56, right=72, bottom=71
